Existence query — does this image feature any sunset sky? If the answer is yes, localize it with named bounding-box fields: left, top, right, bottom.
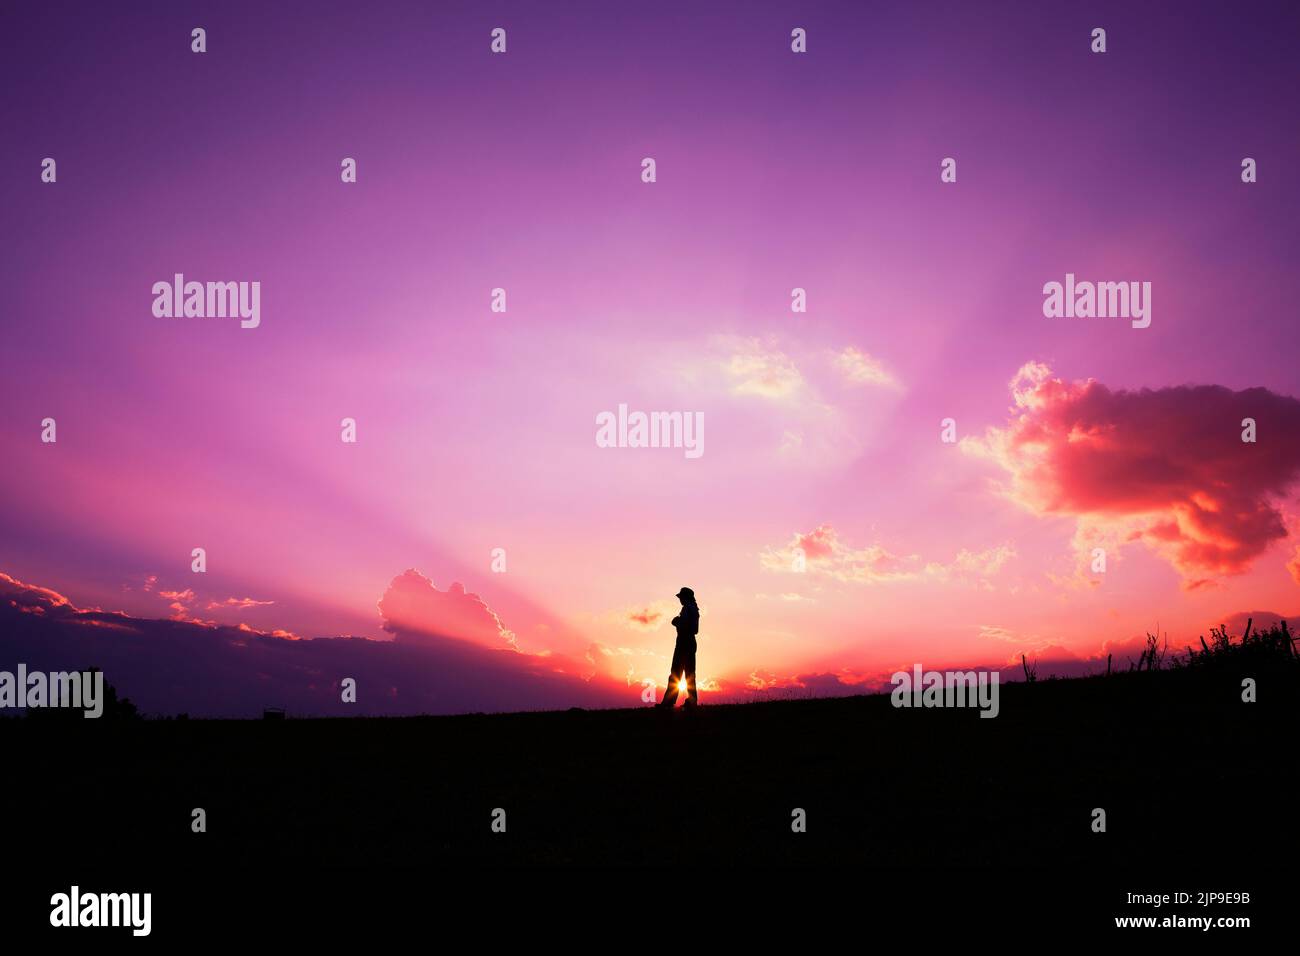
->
left=2, top=1, right=1299, bottom=714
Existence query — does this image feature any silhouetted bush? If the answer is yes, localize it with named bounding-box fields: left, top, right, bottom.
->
left=1169, top=618, right=1296, bottom=670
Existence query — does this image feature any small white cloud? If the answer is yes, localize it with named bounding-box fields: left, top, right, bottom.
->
left=762, top=524, right=1014, bottom=587
left=832, top=346, right=897, bottom=388
left=724, top=337, right=804, bottom=399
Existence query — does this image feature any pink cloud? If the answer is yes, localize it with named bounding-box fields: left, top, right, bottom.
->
left=155, top=588, right=196, bottom=619
left=609, top=598, right=678, bottom=634
left=965, top=363, right=1300, bottom=588
left=235, top=622, right=302, bottom=641
left=0, top=570, right=293, bottom=642
left=761, top=525, right=1013, bottom=587
left=624, top=605, right=667, bottom=631
left=207, top=597, right=276, bottom=610
left=377, top=569, right=517, bottom=649
left=0, top=571, right=71, bottom=611
left=795, top=525, right=837, bottom=561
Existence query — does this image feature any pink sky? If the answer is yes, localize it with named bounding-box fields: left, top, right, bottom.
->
left=2, top=1, right=1299, bottom=711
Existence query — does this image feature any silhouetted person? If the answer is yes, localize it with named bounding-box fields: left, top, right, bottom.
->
left=657, top=587, right=699, bottom=709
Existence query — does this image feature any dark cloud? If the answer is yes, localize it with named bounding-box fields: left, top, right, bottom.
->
left=0, top=572, right=632, bottom=717
left=1220, top=609, right=1296, bottom=638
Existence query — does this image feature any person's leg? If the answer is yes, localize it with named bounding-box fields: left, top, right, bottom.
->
left=659, top=643, right=685, bottom=707
left=658, top=671, right=679, bottom=708
left=683, top=641, right=699, bottom=707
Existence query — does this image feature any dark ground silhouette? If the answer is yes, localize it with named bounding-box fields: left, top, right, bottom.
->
left=2, top=624, right=1296, bottom=942
left=3, top=653, right=1295, bottom=873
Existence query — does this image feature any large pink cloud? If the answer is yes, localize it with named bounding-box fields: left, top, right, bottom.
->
left=966, top=364, right=1300, bottom=589
left=378, top=569, right=517, bottom=649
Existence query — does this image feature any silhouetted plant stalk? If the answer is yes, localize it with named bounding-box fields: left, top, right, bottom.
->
left=1137, top=631, right=1167, bottom=671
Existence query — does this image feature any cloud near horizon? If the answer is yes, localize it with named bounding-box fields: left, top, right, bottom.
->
left=207, top=596, right=276, bottom=610
left=963, top=363, right=1300, bottom=589
left=378, top=569, right=518, bottom=650
left=0, top=570, right=632, bottom=716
